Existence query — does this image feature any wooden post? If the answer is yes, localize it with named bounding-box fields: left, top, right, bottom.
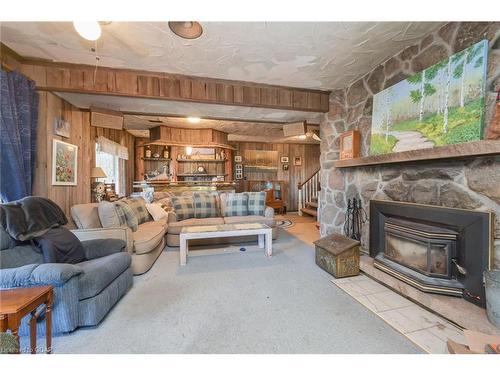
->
left=298, top=185, right=303, bottom=216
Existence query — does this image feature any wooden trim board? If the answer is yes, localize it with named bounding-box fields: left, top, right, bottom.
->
left=3, top=44, right=330, bottom=113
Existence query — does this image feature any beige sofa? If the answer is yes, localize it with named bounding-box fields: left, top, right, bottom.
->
left=71, top=193, right=279, bottom=272
left=71, top=203, right=166, bottom=275
left=165, top=202, right=278, bottom=247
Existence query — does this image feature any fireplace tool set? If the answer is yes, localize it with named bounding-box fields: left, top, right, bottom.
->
left=343, top=198, right=368, bottom=241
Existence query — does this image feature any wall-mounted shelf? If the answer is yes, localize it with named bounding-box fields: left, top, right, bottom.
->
left=176, top=159, right=227, bottom=163
left=177, top=174, right=228, bottom=177
left=333, top=140, right=500, bottom=168
left=142, top=157, right=171, bottom=162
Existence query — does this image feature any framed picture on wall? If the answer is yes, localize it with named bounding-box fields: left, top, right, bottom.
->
left=280, top=156, right=289, bottom=163
left=283, top=163, right=289, bottom=171
left=52, top=139, right=78, bottom=186
left=54, top=117, right=70, bottom=138
left=293, top=156, right=302, bottom=166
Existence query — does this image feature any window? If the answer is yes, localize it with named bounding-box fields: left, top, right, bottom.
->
left=95, top=143, right=125, bottom=196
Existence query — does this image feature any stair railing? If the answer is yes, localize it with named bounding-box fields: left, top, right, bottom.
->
left=297, top=168, right=320, bottom=216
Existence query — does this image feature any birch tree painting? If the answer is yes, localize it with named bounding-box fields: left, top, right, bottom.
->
left=370, top=39, right=488, bottom=156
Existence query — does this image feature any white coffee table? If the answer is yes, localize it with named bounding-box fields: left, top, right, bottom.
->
left=179, top=223, right=273, bottom=265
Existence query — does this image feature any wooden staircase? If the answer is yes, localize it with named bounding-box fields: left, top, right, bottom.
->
left=300, top=197, right=318, bottom=217
left=298, top=169, right=320, bottom=219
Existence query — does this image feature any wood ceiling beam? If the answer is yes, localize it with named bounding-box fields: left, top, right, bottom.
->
left=2, top=44, right=330, bottom=113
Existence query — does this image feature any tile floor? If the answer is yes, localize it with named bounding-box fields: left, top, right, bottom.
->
left=331, top=274, right=467, bottom=353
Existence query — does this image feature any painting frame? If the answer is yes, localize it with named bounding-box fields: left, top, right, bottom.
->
left=280, top=156, right=289, bottom=163
left=53, top=117, right=70, bottom=138
left=369, top=39, right=488, bottom=156
left=190, top=147, right=215, bottom=160
left=52, top=139, right=78, bottom=186
left=293, top=156, right=302, bottom=166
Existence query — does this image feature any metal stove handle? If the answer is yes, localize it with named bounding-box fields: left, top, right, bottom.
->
left=451, top=258, right=467, bottom=275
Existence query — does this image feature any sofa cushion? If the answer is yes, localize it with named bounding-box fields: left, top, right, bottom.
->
left=121, top=197, right=151, bottom=224
left=115, top=202, right=139, bottom=232
left=145, top=203, right=170, bottom=221
left=71, top=203, right=101, bottom=229
left=223, top=215, right=275, bottom=227
left=77, top=252, right=131, bottom=300
left=193, top=193, right=218, bottom=218
left=133, top=221, right=167, bottom=255
left=224, top=193, right=248, bottom=217
left=246, top=192, right=266, bottom=216
left=98, top=201, right=127, bottom=228
left=167, top=217, right=225, bottom=235
left=171, top=196, right=195, bottom=221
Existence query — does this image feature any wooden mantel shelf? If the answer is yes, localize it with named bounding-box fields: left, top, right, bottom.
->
left=333, top=140, right=500, bottom=168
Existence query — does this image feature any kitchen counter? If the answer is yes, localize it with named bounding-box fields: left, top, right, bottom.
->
left=133, top=180, right=236, bottom=193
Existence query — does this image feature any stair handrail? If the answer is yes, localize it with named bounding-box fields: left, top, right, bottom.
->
left=297, top=168, right=321, bottom=190
left=298, top=168, right=320, bottom=216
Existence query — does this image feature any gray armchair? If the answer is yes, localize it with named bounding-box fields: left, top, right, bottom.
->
left=0, top=227, right=133, bottom=336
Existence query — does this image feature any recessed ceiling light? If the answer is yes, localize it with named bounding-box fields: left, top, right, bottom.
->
left=73, top=21, right=102, bottom=41
left=168, top=22, right=203, bottom=39
left=187, top=117, right=201, bottom=123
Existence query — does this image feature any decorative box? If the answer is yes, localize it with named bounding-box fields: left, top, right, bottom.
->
left=314, top=233, right=360, bottom=278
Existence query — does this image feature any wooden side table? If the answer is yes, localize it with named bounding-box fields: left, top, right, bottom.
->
left=0, top=286, right=54, bottom=354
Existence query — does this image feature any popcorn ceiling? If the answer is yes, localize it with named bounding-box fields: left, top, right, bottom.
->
left=1, top=22, right=444, bottom=90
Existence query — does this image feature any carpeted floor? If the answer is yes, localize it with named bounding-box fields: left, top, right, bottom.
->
left=22, top=217, right=421, bottom=353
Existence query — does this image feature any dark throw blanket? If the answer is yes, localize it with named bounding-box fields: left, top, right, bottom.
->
left=0, top=196, right=68, bottom=241
left=32, top=226, right=85, bottom=264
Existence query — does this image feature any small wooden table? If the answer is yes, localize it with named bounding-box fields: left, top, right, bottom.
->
left=180, top=223, right=273, bottom=265
left=0, top=286, right=54, bottom=354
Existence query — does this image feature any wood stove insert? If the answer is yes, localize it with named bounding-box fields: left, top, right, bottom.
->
left=369, top=200, right=494, bottom=307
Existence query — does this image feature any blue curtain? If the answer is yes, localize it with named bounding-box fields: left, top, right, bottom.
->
left=0, top=70, right=39, bottom=202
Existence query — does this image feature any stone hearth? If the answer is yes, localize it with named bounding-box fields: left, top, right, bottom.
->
left=360, top=255, right=500, bottom=336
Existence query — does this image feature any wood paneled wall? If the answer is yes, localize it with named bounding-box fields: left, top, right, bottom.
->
left=231, top=142, right=320, bottom=211
left=33, top=92, right=135, bottom=222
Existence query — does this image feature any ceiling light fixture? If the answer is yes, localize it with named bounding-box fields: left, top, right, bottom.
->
left=73, top=21, right=102, bottom=41
left=168, top=22, right=203, bottom=39
left=187, top=117, right=201, bottom=124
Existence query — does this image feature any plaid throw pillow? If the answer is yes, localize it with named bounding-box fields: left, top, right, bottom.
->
left=246, top=192, right=266, bottom=216
left=224, top=193, right=248, bottom=217
left=115, top=201, right=139, bottom=232
left=171, top=196, right=195, bottom=221
left=122, top=197, right=151, bottom=224
left=193, top=193, right=218, bottom=218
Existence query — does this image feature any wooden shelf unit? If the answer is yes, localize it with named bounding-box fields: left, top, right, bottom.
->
left=176, top=159, right=227, bottom=163
left=177, top=174, right=228, bottom=177
left=136, top=141, right=234, bottom=183
left=142, top=157, right=171, bottom=162
left=333, top=140, right=500, bottom=168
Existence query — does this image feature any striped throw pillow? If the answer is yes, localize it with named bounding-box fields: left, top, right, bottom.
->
left=171, top=196, right=195, bottom=221
left=224, top=193, right=248, bottom=217
left=246, top=192, right=266, bottom=216
left=115, top=201, right=139, bottom=232
left=193, top=193, right=218, bottom=218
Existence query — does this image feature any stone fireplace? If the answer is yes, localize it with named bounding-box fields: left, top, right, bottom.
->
left=319, top=22, right=500, bottom=273
left=369, top=200, right=493, bottom=307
